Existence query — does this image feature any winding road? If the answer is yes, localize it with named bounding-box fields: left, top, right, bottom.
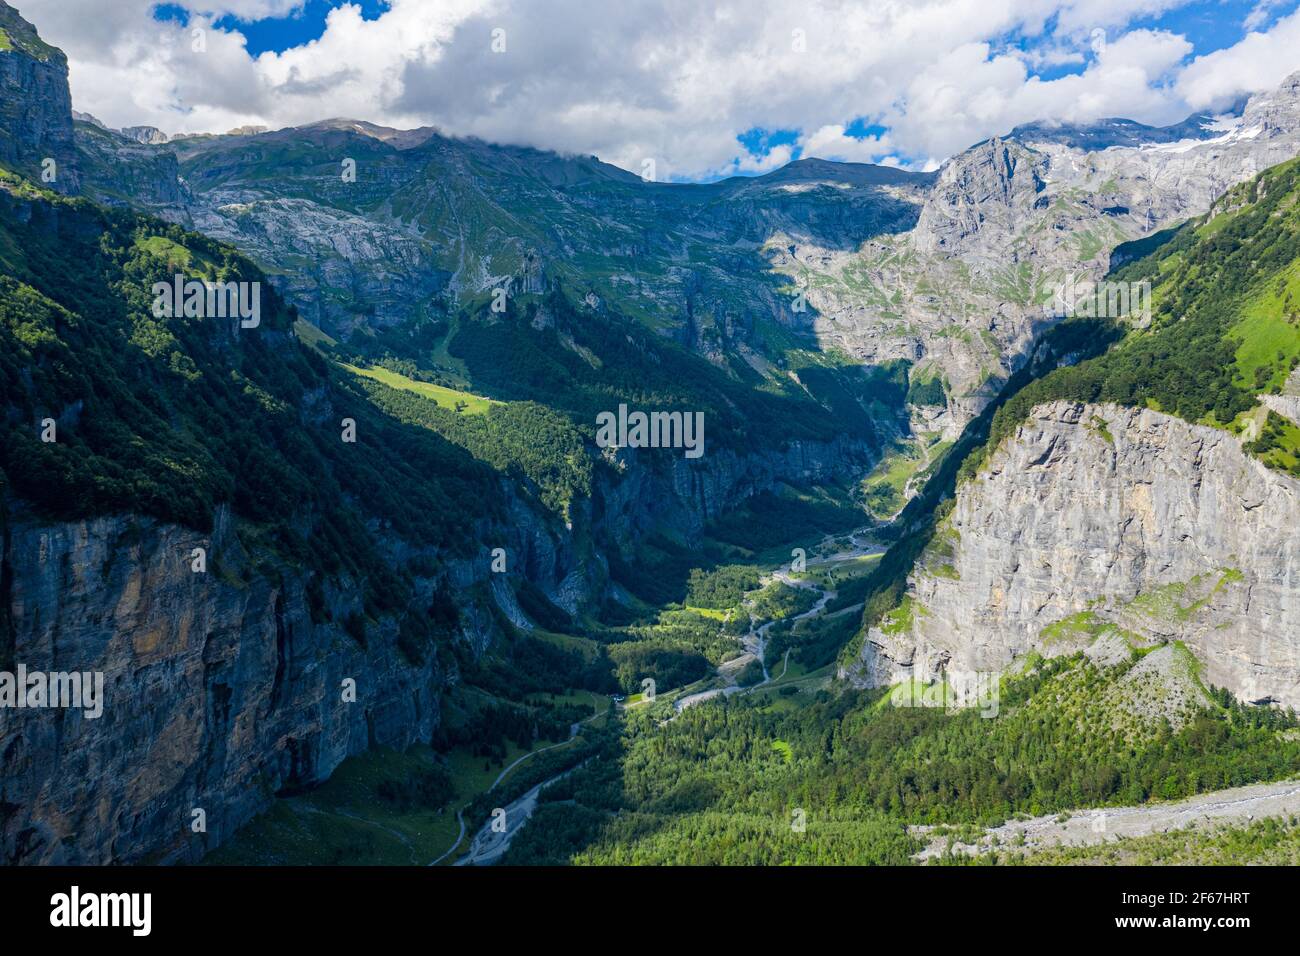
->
left=673, top=526, right=883, bottom=714
left=674, top=587, right=827, bottom=712
left=446, top=697, right=606, bottom=866
left=452, top=526, right=887, bottom=861
left=674, top=584, right=832, bottom=713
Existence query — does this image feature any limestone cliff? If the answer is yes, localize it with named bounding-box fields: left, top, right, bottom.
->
left=0, top=3, right=77, bottom=192
left=845, top=401, right=1300, bottom=708
left=793, top=73, right=1300, bottom=435
left=74, top=120, right=185, bottom=209
left=0, top=504, right=447, bottom=864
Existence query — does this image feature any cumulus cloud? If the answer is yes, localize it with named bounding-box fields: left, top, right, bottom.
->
left=888, top=28, right=1196, bottom=156
left=1244, top=0, right=1289, bottom=31
left=799, top=124, right=892, bottom=163
left=1178, top=6, right=1300, bottom=109
left=14, top=0, right=1300, bottom=178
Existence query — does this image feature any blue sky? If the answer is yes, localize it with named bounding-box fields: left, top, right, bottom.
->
left=153, top=0, right=393, bottom=57
left=19, top=0, right=1300, bottom=179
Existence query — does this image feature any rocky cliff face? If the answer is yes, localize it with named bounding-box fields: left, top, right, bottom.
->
left=0, top=376, right=869, bottom=867
left=0, top=3, right=78, bottom=193
left=788, top=73, right=1300, bottom=436
left=594, top=434, right=871, bottom=547
left=74, top=121, right=185, bottom=209
left=0, top=504, right=449, bottom=864
left=188, top=195, right=449, bottom=340
left=0, top=435, right=615, bottom=865
left=155, top=134, right=932, bottom=348
left=119, top=125, right=168, bottom=146
left=845, top=401, right=1300, bottom=708
left=912, top=138, right=1049, bottom=257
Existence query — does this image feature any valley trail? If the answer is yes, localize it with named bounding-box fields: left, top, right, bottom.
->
left=448, top=701, right=605, bottom=866
left=674, top=525, right=882, bottom=713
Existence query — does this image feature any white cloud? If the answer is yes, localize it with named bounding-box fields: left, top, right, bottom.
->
left=1178, top=6, right=1300, bottom=109
left=879, top=29, right=1193, bottom=159
left=1244, top=0, right=1288, bottom=31
left=14, top=0, right=1300, bottom=178
left=799, top=124, right=892, bottom=163
left=732, top=143, right=796, bottom=174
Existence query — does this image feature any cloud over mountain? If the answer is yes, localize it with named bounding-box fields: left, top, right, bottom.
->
left=15, top=0, right=1300, bottom=177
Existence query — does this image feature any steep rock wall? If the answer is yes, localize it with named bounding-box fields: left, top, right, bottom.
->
left=0, top=505, right=445, bottom=864
left=0, top=4, right=78, bottom=193
left=0, top=425, right=873, bottom=864
left=845, top=401, right=1300, bottom=708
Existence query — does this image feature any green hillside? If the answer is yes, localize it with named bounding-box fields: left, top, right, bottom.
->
left=982, top=156, right=1300, bottom=476
left=503, top=653, right=1300, bottom=865
left=0, top=169, right=545, bottom=659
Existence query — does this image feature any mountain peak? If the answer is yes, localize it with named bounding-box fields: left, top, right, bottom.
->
left=1007, top=110, right=1234, bottom=151
left=720, top=156, right=934, bottom=192
left=120, top=125, right=169, bottom=145
left=293, top=117, right=441, bottom=149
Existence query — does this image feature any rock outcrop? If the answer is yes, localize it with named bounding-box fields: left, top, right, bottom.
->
left=845, top=401, right=1300, bottom=708
left=0, top=504, right=447, bottom=864
left=912, top=138, right=1049, bottom=257
left=0, top=2, right=78, bottom=192
left=594, top=434, right=871, bottom=546
left=188, top=195, right=451, bottom=339
left=119, top=125, right=168, bottom=145
left=73, top=121, right=185, bottom=209
left=790, top=72, right=1300, bottom=433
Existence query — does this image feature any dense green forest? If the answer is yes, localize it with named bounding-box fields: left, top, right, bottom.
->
left=356, top=375, right=592, bottom=517
left=502, top=653, right=1300, bottom=865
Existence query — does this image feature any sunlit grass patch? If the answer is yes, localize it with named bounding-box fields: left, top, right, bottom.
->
left=342, top=362, right=497, bottom=414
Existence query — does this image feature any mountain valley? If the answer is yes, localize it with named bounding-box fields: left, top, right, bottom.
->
left=2, top=0, right=1300, bottom=869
